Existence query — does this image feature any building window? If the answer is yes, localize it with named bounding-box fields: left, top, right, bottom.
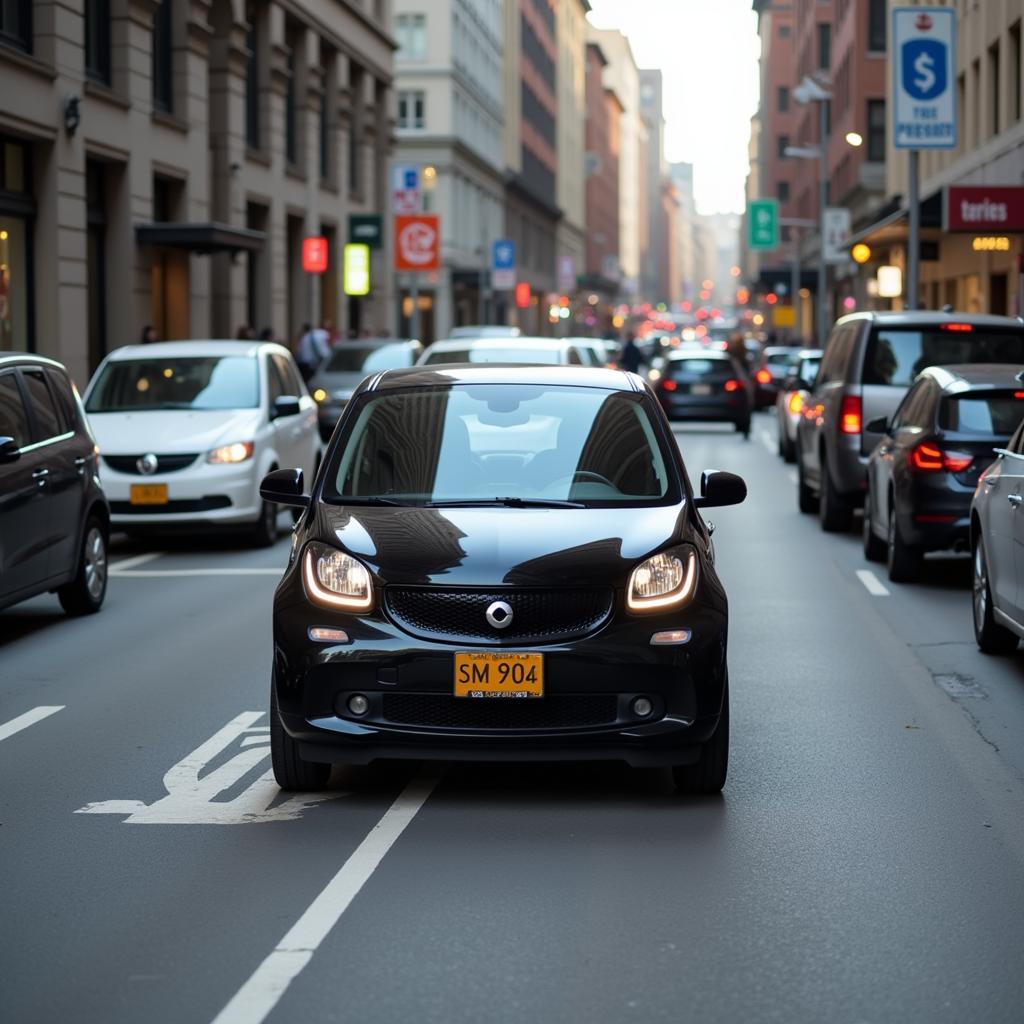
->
left=868, top=0, right=886, bottom=52
left=0, top=138, right=33, bottom=353
left=778, top=86, right=789, bottom=113
left=989, top=41, right=1001, bottom=136
left=867, top=99, right=885, bottom=161
left=85, top=0, right=111, bottom=84
left=152, top=1, right=174, bottom=113
left=0, top=0, right=32, bottom=53
left=397, top=90, right=426, bottom=130
left=285, top=46, right=297, bottom=166
left=777, top=181, right=790, bottom=202
left=349, top=65, right=363, bottom=195
left=245, top=6, right=260, bottom=150
left=779, top=24, right=790, bottom=39
left=777, top=134, right=790, bottom=158
left=86, top=161, right=107, bottom=370
left=319, top=48, right=335, bottom=183
left=817, top=23, right=831, bottom=71
left=1012, top=22, right=1022, bottom=124
left=395, top=12, right=426, bottom=60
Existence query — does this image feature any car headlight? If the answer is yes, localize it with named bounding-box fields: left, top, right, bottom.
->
left=302, top=543, right=373, bottom=611
left=627, top=547, right=698, bottom=611
left=207, top=441, right=254, bottom=464
left=312, top=388, right=328, bottom=403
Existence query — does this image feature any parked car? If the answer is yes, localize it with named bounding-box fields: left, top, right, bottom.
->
left=653, top=350, right=752, bottom=436
left=753, top=346, right=803, bottom=409
left=0, top=353, right=110, bottom=615
left=566, top=338, right=612, bottom=368
left=417, top=337, right=588, bottom=366
left=83, top=340, right=320, bottom=546
left=796, top=311, right=1024, bottom=531
left=308, top=339, right=423, bottom=441
left=447, top=325, right=521, bottom=339
left=971, top=409, right=1024, bottom=654
left=260, top=365, right=746, bottom=795
left=862, top=365, right=1023, bottom=581
left=776, top=348, right=822, bottom=462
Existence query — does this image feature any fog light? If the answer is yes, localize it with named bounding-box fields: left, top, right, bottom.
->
left=309, top=627, right=350, bottom=643
left=650, top=629, right=691, bottom=646
left=347, top=694, right=369, bottom=716
left=632, top=697, right=654, bottom=718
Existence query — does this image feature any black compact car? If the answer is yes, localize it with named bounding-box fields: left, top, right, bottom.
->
left=752, top=346, right=802, bottom=409
left=262, top=366, right=746, bottom=795
left=653, top=350, right=752, bottom=436
left=863, top=365, right=1024, bottom=581
left=0, top=353, right=110, bottom=614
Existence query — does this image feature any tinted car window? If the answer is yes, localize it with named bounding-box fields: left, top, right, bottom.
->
left=864, top=328, right=1024, bottom=387
left=46, top=369, right=79, bottom=431
left=329, top=385, right=673, bottom=506
left=939, top=392, right=1024, bottom=436
left=666, top=359, right=730, bottom=378
left=818, top=323, right=858, bottom=384
left=87, top=357, right=260, bottom=411
left=324, top=344, right=414, bottom=374
left=797, top=357, right=821, bottom=382
left=0, top=372, right=31, bottom=446
left=271, top=354, right=301, bottom=397
left=22, top=368, right=63, bottom=440
left=892, top=378, right=936, bottom=430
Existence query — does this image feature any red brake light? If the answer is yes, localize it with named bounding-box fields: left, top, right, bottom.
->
left=724, top=379, right=741, bottom=393
left=910, top=442, right=974, bottom=473
left=755, top=368, right=772, bottom=384
left=1015, top=391, right=1024, bottom=399
left=840, top=395, right=862, bottom=434
left=661, top=379, right=678, bottom=392
left=943, top=452, right=974, bottom=472
left=941, top=323, right=974, bottom=332
left=788, top=392, right=805, bottom=413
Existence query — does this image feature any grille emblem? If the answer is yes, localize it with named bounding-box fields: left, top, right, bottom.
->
left=485, top=600, right=514, bottom=630
left=137, top=453, right=158, bottom=475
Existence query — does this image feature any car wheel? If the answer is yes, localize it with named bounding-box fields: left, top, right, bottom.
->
left=972, top=534, right=1019, bottom=654
left=862, top=482, right=886, bottom=562
left=735, top=419, right=750, bottom=438
left=818, top=454, right=853, bottom=532
left=250, top=498, right=279, bottom=548
left=270, top=681, right=332, bottom=791
left=58, top=518, right=108, bottom=616
left=797, top=454, right=816, bottom=514
left=672, top=681, right=729, bottom=795
left=887, top=502, right=922, bottom=583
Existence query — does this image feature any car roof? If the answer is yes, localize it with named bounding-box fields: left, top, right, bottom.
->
left=797, top=348, right=824, bottom=358
left=835, top=311, right=1024, bottom=329
left=763, top=346, right=802, bottom=355
left=666, top=349, right=731, bottom=361
left=101, top=340, right=292, bottom=360
left=333, top=338, right=418, bottom=347
left=920, top=363, right=1024, bottom=392
left=0, top=352, right=69, bottom=371
left=424, top=337, right=568, bottom=351
left=364, top=365, right=639, bottom=392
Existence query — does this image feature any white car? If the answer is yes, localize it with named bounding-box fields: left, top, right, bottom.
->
left=83, top=340, right=320, bottom=545
left=417, top=336, right=588, bottom=366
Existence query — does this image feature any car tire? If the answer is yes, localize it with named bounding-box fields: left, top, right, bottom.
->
left=672, top=681, right=729, bottom=795
left=270, top=681, right=332, bottom=791
left=735, top=419, right=750, bottom=439
left=797, top=454, right=816, bottom=514
left=58, top=518, right=108, bottom=616
left=972, top=533, right=1019, bottom=655
left=818, top=454, right=853, bottom=532
left=250, top=498, right=279, bottom=548
left=862, top=483, right=886, bottom=562
left=887, top=502, right=922, bottom=583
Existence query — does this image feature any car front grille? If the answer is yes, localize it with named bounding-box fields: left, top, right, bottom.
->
left=383, top=587, right=614, bottom=645
left=103, top=454, right=199, bottom=475
left=381, top=693, right=618, bottom=730
left=110, top=496, right=232, bottom=514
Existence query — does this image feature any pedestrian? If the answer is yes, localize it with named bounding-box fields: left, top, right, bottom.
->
left=140, top=324, right=158, bottom=344
left=235, top=324, right=255, bottom=340
left=296, top=322, right=330, bottom=381
left=258, top=326, right=277, bottom=342
left=618, top=332, right=643, bottom=374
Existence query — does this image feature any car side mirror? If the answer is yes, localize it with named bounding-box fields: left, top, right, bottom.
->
left=272, top=395, right=301, bottom=419
left=0, top=436, right=21, bottom=463
left=260, top=468, right=309, bottom=507
left=865, top=416, right=888, bottom=434
left=693, top=469, right=747, bottom=508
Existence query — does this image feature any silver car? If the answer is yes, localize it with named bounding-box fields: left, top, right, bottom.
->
left=971, top=411, right=1024, bottom=654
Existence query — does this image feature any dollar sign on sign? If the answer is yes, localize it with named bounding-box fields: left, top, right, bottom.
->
left=914, top=52, right=936, bottom=94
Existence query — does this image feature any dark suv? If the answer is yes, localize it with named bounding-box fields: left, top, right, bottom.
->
left=796, top=312, right=1024, bottom=531
left=0, top=354, right=110, bottom=614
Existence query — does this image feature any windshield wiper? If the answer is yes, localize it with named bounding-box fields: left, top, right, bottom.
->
left=425, top=497, right=585, bottom=509
left=336, top=496, right=411, bottom=506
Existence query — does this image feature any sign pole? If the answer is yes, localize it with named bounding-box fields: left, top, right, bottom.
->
left=816, top=98, right=829, bottom=345
left=791, top=229, right=801, bottom=339
left=907, top=150, right=920, bottom=310
left=410, top=275, right=420, bottom=342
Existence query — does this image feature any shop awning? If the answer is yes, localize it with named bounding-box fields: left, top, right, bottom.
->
left=135, top=222, right=265, bottom=254
left=847, top=191, right=944, bottom=247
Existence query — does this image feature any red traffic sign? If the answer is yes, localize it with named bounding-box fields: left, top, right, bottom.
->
left=394, top=215, right=440, bottom=272
left=302, top=236, right=329, bottom=274
left=515, top=282, right=531, bottom=309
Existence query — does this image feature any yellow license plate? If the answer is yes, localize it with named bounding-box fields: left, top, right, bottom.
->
left=130, top=483, right=169, bottom=505
left=454, top=652, right=544, bottom=699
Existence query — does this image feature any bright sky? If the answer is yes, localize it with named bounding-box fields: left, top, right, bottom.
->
left=587, top=0, right=760, bottom=216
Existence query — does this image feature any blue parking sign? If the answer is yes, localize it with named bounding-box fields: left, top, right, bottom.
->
left=901, top=39, right=947, bottom=101
left=492, top=240, right=515, bottom=270
left=893, top=8, right=956, bottom=150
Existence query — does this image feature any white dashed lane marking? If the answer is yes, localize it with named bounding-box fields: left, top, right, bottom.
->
left=0, top=706, right=65, bottom=744
left=108, top=552, right=165, bottom=572
left=856, top=569, right=891, bottom=596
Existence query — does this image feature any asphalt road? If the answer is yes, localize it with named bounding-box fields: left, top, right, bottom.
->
left=4, top=413, right=1024, bottom=1023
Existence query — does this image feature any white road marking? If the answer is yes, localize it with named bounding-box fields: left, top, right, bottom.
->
left=759, top=429, right=775, bottom=454
left=856, top=569, right=891, bottom=596
left=109, top=551, right=164, bottom=573
left=0, top=705, right=64, bottom=743
left=110, top=568, right=284, bottom=578
left=76, top=712, right=343, bottom=824
left=788, top=470, right=799, bottom=485
left=212, top=776, right=438, bottom=1024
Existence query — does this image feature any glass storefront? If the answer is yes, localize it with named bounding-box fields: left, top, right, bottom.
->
left=0, top=138, right=32, bottom=352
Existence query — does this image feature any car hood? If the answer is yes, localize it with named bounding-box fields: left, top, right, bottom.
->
left=88, top=409, right=264, bottom=454
left=313, top=503, right=688, bottom=587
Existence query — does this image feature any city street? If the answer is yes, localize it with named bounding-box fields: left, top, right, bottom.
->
left=4, top=415, right=1024, bottom=1023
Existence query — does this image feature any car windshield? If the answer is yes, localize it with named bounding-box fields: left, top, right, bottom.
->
left=666, top=359, right=730, bottom=378
left=85, top=357, right=259, bottom=412
left=422, top=347, right=562, bottom=365
left=798, top=357, right=821, bottom=380
left=323, top=344, right=413, bottom=374
left=938, top=391, right=1024, bottom=436
left=327, top=384, right=674, bottom=507
left=864, top=328, right=1024, bottom=387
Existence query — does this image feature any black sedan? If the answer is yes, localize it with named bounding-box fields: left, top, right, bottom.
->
left=863, top=364, right=1024, bottom=581
left=261, top=366, right=746, bottom=795
left=653, top=350, right=752, bottom=436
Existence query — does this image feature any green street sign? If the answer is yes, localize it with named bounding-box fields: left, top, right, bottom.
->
left=348, top=214, right=383, bottom=249
left=748, top=199, right=780, bottom=250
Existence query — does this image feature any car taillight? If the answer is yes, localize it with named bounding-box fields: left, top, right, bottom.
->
left=660, top=379, right=678, bottom=392
left=839, top=395, right=862, bottom=434
left=755, top=368, right=772, bottom=384
left=788, top=392, right=804, bottom=414
left=940, top=323, right=974, bottom=332
left=724, top=379, right=741, bottom=393
left=909, top=442, right=974, bottom=473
